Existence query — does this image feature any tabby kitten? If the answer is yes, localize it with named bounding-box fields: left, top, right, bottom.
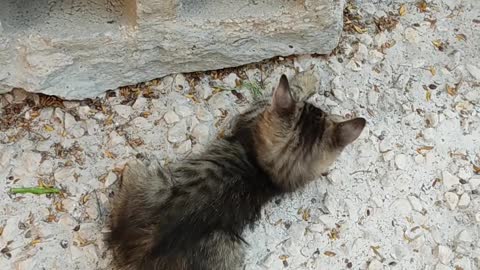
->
left=108, top=72, right=366, bottom=270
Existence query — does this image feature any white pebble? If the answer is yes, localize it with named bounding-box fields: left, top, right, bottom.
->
left=456, top=229, right=473, bottom=243
left=404, top=27, right=419, bottom=43
left=442, top=171, right=460, bottom=189
left=458, top=167, right=472, bottom=180
left=164, top=111, right=180, bottom=124
left=196, top=83, right=213, bottom=99
left=77, top=106, right=91, bottom=120
left=113, top=104, right=133, bottom=119
left=104, top=171, right=117, bottom=187
left=176, top=140, right=192, bottom=154
left=457, top=193, right=470, bottom=208
left=175, top=105, right=193, bottom=117
left=423, top=128, right=436, bottom=142
left=414, top=154, right=425, bottom=164
left=196, top=107, right=213, bottom=121
left=435, top=264, right=452, bottom=270
left=407, top=195, right=424, bottom=212
left=368, top=259, right=383, bottom=270
left=444, top=192, right=459, bottom=210
left=469, top=177, right=480, bottom=190
left=433, top=245, right=453, bottom=265
left=132, top=97, right=147, bottom=111
left=64, top=112, right=77, bottom=130
left=395, top=154, right=409, bottom=170
left=167, top=120, right=187, bottom=143
left=425, top=113, right=439, bottom=127
left=192, top=124, right=210, bottom=144
left=466, top=64, right=480, bottom=81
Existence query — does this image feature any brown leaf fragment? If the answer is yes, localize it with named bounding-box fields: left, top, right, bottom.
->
left=455, top=34, right=467, bottom=42
left=417, top=0, right=428, bottom=12
left=399, top=4, right=407, bottom=16
left=446, top=85, right=457, bottom=96
left=425, top=90, right=432, bottom=101
left=375, top=16, right=399, bottom=33
left=128, top=138, right=144, bottom=147
left=432, top=40, right=446, bottom=51
left=416, top=146, right=434, bottom=154
left=324, top=251, right=337, bottom=257
left=473, top=165, right=480, bottom=174
left=429, top=66, right=436, bottom=76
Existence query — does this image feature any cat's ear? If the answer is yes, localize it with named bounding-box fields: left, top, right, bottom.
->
left=272, top=75, right=294, bottom=113
left=334, top=118, right=366, bottom=147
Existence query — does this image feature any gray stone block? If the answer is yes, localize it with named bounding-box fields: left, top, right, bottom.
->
left=0, top=0, right=343, bottom=99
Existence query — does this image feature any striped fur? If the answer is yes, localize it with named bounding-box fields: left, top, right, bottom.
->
left=108, top=73, right=366, bottom=270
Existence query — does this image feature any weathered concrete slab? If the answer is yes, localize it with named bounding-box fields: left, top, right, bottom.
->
left=0, top=0, right=344, bottom=99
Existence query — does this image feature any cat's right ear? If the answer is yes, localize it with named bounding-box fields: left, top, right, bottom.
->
left=272, top=75, right=294, bottom=113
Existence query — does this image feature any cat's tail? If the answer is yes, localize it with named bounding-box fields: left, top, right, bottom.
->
left=107, top=159, right=174, bottom=270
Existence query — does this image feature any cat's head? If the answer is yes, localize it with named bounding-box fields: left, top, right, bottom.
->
left=233, top=74, right=366, bottom=190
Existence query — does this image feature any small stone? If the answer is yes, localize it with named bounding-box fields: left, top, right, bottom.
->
left=423, top=128, right=436, bottom=142
left=407, top=195, right=423, bottom=212
left=85, top=119, right=99, bottom=135
left=132, top=117, right=153, bottom=129
left=70, top=126, right=85, bottom=138
left=12, top=88, right=28, bottom=103
left=22, top=152, right=42, bottom=174
left=196, top=107, right=213, bottom=121
left=60, top=240, right=69, bottom=249
left=457, top=193, right=470, bottom=208
left=392, top=198, right=412, bottom=215
left=196, top=83, right=213, bottom=99
left=395, top=154, right=408, bottom=170
left=64, top=113, right=76, bottom=130
left=223, top=73, right=239, bottom=88
left=345, top=87, right=360, bottom=101
left=475, top=213, right=480, bottom=223
left=466, top=64, right=480, bottom=81
left=433, top=245, right=453, bottom=265
left=458, top=167, right=472, bottom=181
left=192, top=124, right=210, bottom=144
left=104, top=171, right=117, bottom=187
left=108, top=131, right=126, bottom=147
left=132, top=97, right=147, bottom=111
left=470, top=177, right=480, bottom=190
left=456, top=229, right=473, bottom=243
left=425, top=113, right=439, bottom=127
left=368, top=91, right=379, bottom=105
left=414, top=154, right=425, bottom=164
left=332, top=87, right=345, bottom=102
left=435, top=264, right=451, bottom=270
left=168, top=120, right=187, bottom=143
left=54, top=167, right=76, bottom=181
left=77, top=106, right=91, bottom=120
left=444, top=192, right=459, bottom=210
left=404, top=28, right=419, bottom=43
left=113, top=104, right=133, bottom=119
left=176, top=140, right=192, bottom=154
left=442, top=171, right=460, bottom=189
left=208, top=92, right=230, bottom=109
left=164, top=111, right=180, bottom=124
left=175, top=105, right=193, bottom=117
left=368, top=259, right=383, bottom=270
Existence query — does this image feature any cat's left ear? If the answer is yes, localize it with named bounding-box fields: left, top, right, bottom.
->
left=334, top=118, right=366, bottom=147
left=272, top=75, right=294, bottom=113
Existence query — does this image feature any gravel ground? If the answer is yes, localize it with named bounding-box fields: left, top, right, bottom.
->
left=1, top=0, right=480, bottom=269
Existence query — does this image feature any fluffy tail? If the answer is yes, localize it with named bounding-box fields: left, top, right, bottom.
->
left=108, top=159, right=173, bottom=269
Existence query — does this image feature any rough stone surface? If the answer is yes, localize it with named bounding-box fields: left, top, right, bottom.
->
left=1, top=1, right=480, bottom=269
left=0, top=0, right=343, bottom=99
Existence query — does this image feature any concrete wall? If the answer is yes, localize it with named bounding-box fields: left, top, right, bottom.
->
left=0, top=0, right=343, bottom=99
